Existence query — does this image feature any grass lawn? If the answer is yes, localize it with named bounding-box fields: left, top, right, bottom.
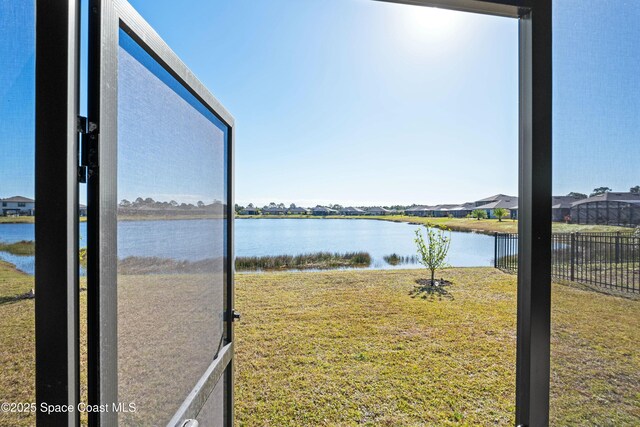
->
left=1, top=266, right=638, bottom=426
left=0, top=216, right=87, bottom=224
left=237, top=215, right=631, bottom=235
left=235, top=269, right=639, bottom=426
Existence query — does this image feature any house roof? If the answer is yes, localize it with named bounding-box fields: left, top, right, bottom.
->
left=366, top=206, right=391, bottom=212
left=312, top=206, right=338, bottom=212
left=1, top=196, right=35, bottom=203
left=552, top=195, right=583, bottom=209
left=475, top=194, right=516, bottom=203
left=475, top=198, right=518, bottom=210
left=448, top=203, right=475, bottom=211
left=432, top=204, right=458, bottom=211
left=571, top=192, right=640, bottom=207
left=341, top=206, right=365, bottom=212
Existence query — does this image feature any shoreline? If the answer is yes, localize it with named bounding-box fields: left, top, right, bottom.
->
left=1, top=214, right=632, bottom=236
left=234, top=214, right=632, bottom=235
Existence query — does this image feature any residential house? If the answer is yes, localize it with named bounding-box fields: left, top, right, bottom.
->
left=261, top=206, right=287, bottom=215
left=339, top=206, right=365, bottom=216
left=287, top=206, right=309, bottom=215
left=447, top=202, right=475, bottom=218
left=405, top=206, right=428, bottom=217
left=239, top=207, right=260, bottom=215
left=1, top=196, right=35, bottom=216
left=474, top=196, right=518, bottom=219
left=551, top=195, right=584, bottom=222
left=311, top=206, right=338, bottom=216
left=365, top=206, right=392, bottom=216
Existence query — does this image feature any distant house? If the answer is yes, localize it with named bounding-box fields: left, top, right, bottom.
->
left=239, top=207, right=260, bottom=215
left=406, top=206, right=432, bottom=217
left=474, top=196, right=518, bottom=219
left=287, top=207, right=309, bottom=215
left=447, top=202, right=475, bottom=218
left=261, top=206, right=287, bottom=215
left=365, top=207, right=392, bottom=216
left=570, top=192, right=640, bottom=226
left=79, top=204, right=87, bottom=217
left=429, top=204, right=459, bottom=218
left=340, top=206, right=365, bottom=216
left=311, top=206, right=338, bottom=216
left=551, top=195, right=584, bottom=222
left=405, top=206, right=423, bottom=216
left=474, top=194, right=516, bottom=207
left=1, top=196, right=35, bottom=216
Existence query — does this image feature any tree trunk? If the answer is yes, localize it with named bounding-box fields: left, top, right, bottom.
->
left=431, top=268, right=435, bottom=285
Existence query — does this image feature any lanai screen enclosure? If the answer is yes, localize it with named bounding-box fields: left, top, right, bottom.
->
left=29, top=0, right=552, bottom=426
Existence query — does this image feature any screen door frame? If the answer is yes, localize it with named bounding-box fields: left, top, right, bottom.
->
left=86, top=0, right=236, bottom=425
left=378, top=2, right=552, bottom=426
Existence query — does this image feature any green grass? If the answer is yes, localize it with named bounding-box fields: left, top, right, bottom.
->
left=0, top=262, right=89, bottom=426
left=235, top=269, right=639, bottom=426
left=238, top=215, right=630, bottom=235
left=0, top=240, right=35, bottom=256
left=1, top=266, right=638, bottom=426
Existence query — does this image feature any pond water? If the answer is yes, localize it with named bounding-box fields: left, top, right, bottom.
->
left=0, top=218, right=495, bottom=274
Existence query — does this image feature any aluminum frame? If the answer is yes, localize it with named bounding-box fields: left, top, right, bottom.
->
left=87, top=0, right=236, bottom=425
left=35, top=0, right=81, bottom=425
left=375, top=1, right=552, bottom=426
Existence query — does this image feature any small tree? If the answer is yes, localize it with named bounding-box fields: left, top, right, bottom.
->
left=415, top=224, right=451, bottom=286
left=630, top=185, right=640, bottom=194
left=471, top=209, right=487, bottom=220
left=493, top=208, right=508, bottom=222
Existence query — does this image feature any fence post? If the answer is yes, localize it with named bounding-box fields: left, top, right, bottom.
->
left=494, top=232, right=498, bottom=268
left=570, top=233, right=576, bottom=282
left=615, top=231, right=621, bottom=264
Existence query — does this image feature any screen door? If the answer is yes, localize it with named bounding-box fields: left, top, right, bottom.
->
left=86, top=1, right=235, bottom=425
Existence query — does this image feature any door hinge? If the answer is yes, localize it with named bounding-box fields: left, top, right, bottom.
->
left=227, top=309, right=241, bottom=322
left=77, top=116, right=98, bottom=183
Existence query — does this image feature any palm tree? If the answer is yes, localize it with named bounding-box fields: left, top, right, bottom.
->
left=493, top=208, right=508, bottom=222
left=471, top=209, right=487, bottom=220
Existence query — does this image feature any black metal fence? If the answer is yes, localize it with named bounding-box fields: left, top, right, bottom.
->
left=495, top=232, right=640, bottom=294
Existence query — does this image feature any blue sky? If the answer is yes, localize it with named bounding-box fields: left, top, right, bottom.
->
left=0, top=0, right=35, bottom=199
left=2, top=0, right=638, bottom=206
